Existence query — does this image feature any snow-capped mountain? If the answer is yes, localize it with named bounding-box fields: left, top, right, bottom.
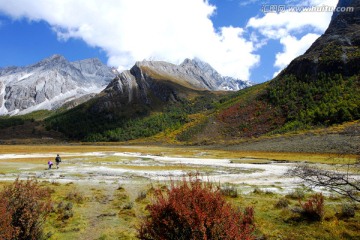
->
left=0, top=55, right=116, bottom=115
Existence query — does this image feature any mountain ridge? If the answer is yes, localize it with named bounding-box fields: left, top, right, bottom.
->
left=44, top=56, right=233, bottom=140
left=0, top=55, right=116, bottom=115
left=0, top=55, right=248, bottom=116
left=132, top=58, right=250, bottom=91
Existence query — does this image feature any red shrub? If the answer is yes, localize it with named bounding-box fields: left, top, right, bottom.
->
left=0, top=178, right=52, bottom=240
left=299, top=193, right=324, bottom=221
left=0, top=198, right=15, bottom=239
left=138, top=175, right=255, bottom=240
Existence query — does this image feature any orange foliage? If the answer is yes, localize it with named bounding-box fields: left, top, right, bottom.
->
left=218, top=99, right=285, bottom=138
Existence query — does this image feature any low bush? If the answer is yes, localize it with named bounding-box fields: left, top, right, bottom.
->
left=275, top=198, right=290, bottom=209
left=122, top=202, right=134, bottom=210
left=65, top=190, right=85, bottom=204
left=286, top=188, right=305, bottom=200
left=56, top=202, right=74, bottom=221
left=339, top=202, right=355, bottom=218
left=0, top=178, right=52, bottom=240
left=138, top=174, right=255, bottom=240
left=220, top=184, right=238, bottom=198
left=136, top=191, right=147, bottom=201
left=253, top=187, right=264, bottom=194
left=299, top=193, right=324, bottom=221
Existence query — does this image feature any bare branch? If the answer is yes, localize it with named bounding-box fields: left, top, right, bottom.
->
left=288, top=163, right=360, bottom=202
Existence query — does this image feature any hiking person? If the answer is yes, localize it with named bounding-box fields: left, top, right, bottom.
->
left=48, top=160, right=53, bottom=169
left=55, top=154, right=62, bottom=169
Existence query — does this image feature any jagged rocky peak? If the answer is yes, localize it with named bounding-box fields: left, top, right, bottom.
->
left=72, top=58, right=103, bottom=70
left=184, top=58, right=251, bottom=90
left=180, top=58, right=220, bottom=79
left=133, top=60, right=179, bottom=77
left=72, top=58, right=116, bottom=80
left=34, top=54, right=67, bottom=66
left=49, top=54, right=65, bottom=60
left=42, top=54, right=67, bottom=62
left=0, top=54, right=116, bottom=115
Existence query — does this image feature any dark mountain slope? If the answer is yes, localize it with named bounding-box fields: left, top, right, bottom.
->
left=267, top=0, right=360, bottom=128
left=284, top=0, right=360, bottom=78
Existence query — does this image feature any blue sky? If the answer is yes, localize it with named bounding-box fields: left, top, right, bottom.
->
left=0, top=0, right=338, bottom=83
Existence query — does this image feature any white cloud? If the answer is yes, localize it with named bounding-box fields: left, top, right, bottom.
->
left=247, top=0, right=337, bottom=75
left=247, top=0, right=338, bottom=36
left=0, top=0, right=260, bottom=80
left=273, top=33, right=320, bottom=76
left=247, top=11, right=331, bottom=37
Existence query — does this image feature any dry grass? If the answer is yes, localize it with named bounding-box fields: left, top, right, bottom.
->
left=38, top=183, right=143, bottom=240
left=3, top=157, right=53, bottom=163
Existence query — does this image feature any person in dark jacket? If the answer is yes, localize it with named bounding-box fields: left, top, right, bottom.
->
left=55, top=154, right=62, bottom=169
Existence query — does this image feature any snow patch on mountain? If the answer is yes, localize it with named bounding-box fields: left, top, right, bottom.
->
left=18, top=73, right=34, bottom=81
left=0, top=81, right=6, bottom=115
left=19, top=85, right=104, bottom=115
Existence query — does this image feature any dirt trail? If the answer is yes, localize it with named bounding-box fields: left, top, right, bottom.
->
left=79, top=185, right=118, bottom=240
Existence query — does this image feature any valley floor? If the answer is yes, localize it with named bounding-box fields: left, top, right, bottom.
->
left=0, top=144, right=356, bottom=193
left=0, top=144, right=359, bottom=239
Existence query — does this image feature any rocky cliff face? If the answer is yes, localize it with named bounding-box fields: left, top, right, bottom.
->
left=0, top=55, right=115, bottom=115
